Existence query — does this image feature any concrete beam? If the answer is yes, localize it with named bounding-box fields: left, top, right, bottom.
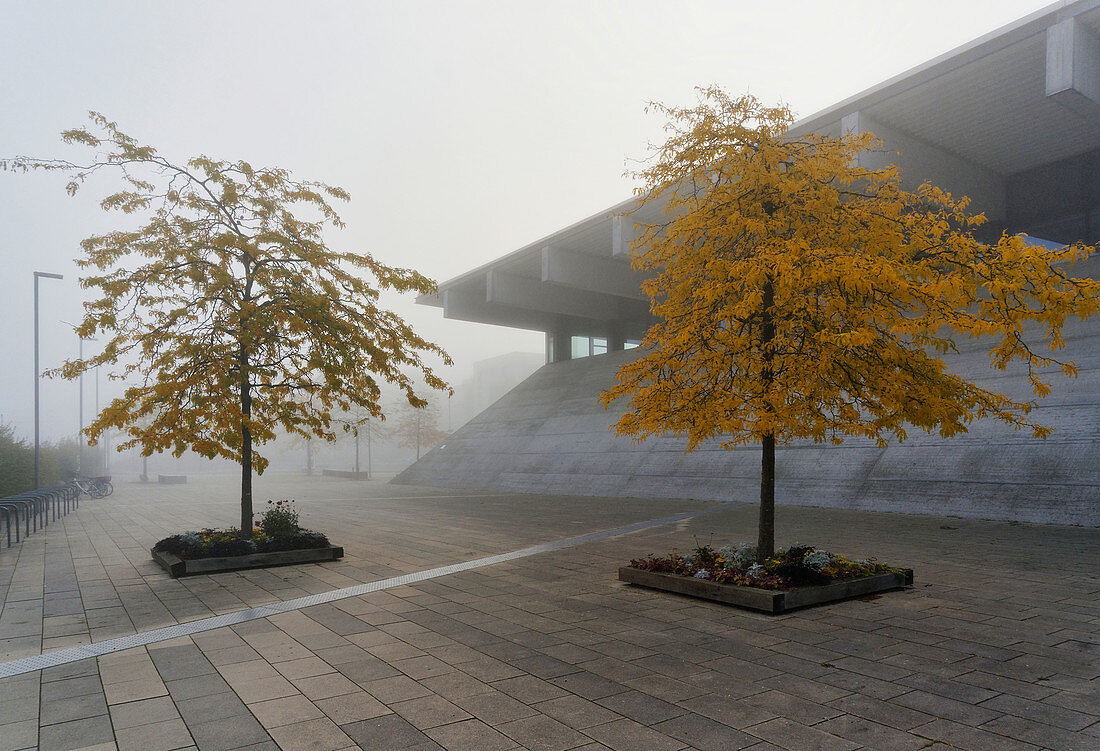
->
left=487, top=269, right=650, bottom=323
left=841, top=110, right=1006, bottom=222
left=442, top=288, right=559, bottom=332
left=541, top=246, right=648, bottom=300
left=1047, top=17, right=1100, bottom=119
left=613, top=195, right=673, bottom=257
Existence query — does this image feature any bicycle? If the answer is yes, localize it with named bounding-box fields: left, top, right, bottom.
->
left=73, top=476, right=114, bottom=498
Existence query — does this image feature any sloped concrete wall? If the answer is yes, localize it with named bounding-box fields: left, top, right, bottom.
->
left=395, top=320, right=1100, bottom=526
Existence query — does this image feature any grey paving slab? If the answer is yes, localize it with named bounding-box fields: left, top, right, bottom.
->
left=36, top=714, right=115, bottom=751
left=38, top=689, right=109, bottom=726
left=175, top=690, right=252, bottom=725
left=814, top=715, right=929, bottom=751
left=745, top=717, right=861, bottom=751
left=581, top=718, right=689, bottom=751
left=265, top=717, right=354, bottom=750
left=114, top=717, right=194, bottom=751
left=0, top=474, right=1097, bottom=751
left=340, top=713, right=437, bottom=750
left=425, top=718, right=520, bottom=751
left=652, top=713, right=760, bottom=751
left=0, top=719, right=37, bottom=751
left=495, top=713, right=593, bottom=751
left=533, top=694, right=621, bottom=730
left=108, top=695, right=183, bottom=729
left=452, top=688, right=540, bottom=725
left=185, top=714, right=271, bottom=751
left=595, top=689, right=686, bottom=725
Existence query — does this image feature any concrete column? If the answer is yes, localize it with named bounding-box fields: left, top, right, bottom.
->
left=547, top=330, right=572, bottom=363
left=607, top=324, right=625, bottom=352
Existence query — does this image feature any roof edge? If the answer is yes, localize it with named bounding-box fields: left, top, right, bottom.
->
left=789, top=0, right=1099, bottom=134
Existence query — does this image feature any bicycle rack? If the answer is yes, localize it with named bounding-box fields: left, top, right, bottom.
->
left=0, top=503, right=21, bottom=545
left=0, top=506, right=11, bottom=547
left=0, top=482, right=82, bottom=551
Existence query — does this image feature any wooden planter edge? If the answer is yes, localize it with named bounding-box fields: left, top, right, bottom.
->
left=618, top=566, right=913, bottom=614
left=152, top=545, right=344, bottom=578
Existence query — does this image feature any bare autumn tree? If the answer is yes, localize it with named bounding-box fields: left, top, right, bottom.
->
left=2, top=113, right=452, bottom=536
left=332, top=404, right=387, bottom=476
left=394, top=400, right=449, bottom=460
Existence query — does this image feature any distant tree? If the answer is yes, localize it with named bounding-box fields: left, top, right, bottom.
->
left=38, top=437, right=79, bottom=490
left=332, top=405, right=387, bottom=476
left=599, top=89, right=1100, bottom=559
left=3, top=113, right=451, bottom=535
left=292, top=434, right=317, bottom=476
left=393, top=401, right=449, bottom=460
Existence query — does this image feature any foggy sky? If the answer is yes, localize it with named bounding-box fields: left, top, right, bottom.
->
left=0, top=0, right=1055, bottom=442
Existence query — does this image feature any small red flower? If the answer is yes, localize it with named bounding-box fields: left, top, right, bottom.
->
left=254, top=520, right=260, bottom=526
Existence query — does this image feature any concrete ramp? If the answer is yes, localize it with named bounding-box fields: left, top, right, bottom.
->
left=395, top=325, right=1100, bottom=526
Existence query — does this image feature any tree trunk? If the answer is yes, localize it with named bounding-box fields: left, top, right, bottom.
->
left=758, top=433, right=775, bottom=559
left=757, top=277, right=776, bottom=560
left=355, top=432, right=360, bottom=474
left=239, top=343, right=253, bottom=539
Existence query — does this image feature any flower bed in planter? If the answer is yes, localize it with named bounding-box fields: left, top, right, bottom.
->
left=151, top=499, right=343, bottom=578
left=152, top=543, right=343, bottom=578
left=619, top=543, right=912, bottom=614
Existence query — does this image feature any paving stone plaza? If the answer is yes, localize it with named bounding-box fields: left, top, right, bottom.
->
left=0, top=475, right=1096, bottom=750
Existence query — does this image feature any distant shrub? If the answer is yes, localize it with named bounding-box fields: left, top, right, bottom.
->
left=0, top=422, right=78, bottom=496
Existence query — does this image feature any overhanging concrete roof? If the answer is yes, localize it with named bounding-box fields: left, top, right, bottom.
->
left=421, top=0, right=1100, bottom=336
left=787, top=0, right=1100, bottom=172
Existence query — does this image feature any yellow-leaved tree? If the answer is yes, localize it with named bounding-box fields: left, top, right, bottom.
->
left=2, top=113, right=451, bottom=536
left=599, top=89, right=1100, bottom=559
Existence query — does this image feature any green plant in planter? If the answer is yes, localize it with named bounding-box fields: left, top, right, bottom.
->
left=629, top=543, right=900, bottom=591
left=152, top=498, right=331, bottom=561
left=257, top=499, right=300, bottom=538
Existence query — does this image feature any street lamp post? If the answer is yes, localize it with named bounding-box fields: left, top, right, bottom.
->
left=34, top=271, right=64, bottom=489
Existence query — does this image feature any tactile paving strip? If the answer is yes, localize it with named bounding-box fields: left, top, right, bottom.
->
left=0, top=503, right=732, bottom=678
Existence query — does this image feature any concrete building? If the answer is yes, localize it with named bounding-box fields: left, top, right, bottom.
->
left=398, top=0, right=1100, bottom=526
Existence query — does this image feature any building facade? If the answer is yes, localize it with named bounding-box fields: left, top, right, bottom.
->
left=400, top=1, right=1100, bottom=526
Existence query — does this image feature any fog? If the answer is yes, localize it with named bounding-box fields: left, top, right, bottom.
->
left=0, top=0, right=1052, bottom=458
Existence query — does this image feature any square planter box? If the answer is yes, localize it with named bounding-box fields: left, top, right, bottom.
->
left=153, top=545, right=344, bottom=578
left=619, top=566, right=913, bottom=614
